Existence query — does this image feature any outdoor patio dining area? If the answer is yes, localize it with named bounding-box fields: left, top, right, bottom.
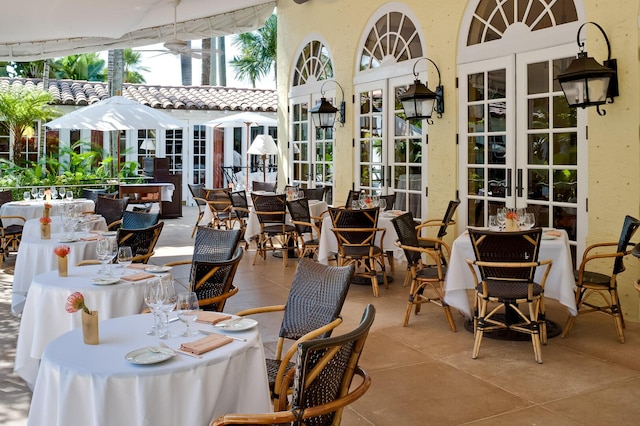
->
left=3, top=205, right=640, bottom=425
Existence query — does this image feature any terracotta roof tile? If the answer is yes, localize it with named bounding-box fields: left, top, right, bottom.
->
left=0, top=78, right=277, bottom=112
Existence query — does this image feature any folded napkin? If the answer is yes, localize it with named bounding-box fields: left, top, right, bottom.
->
left=179, top=333, right=233, bottom=355
left=545, top=230, right=562, bottom=237
left=80, top=235, right=100, bottom=241
left=121, top=272, right=155, bottom=282
left=127, top=263, right=149, bottom=270
left=195, top=311, right=232, bottom=325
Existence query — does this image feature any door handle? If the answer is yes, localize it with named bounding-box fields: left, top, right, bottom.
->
left=506, top=169, right=512, bottom=197
left=387, top=166, right=392, bottom=188
left=516, top=169, right=523, bottom=197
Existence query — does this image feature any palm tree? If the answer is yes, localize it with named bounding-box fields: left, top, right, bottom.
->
left=230, top=14, right=276, bottom=87
left=122, top=49, right=149, bottom=84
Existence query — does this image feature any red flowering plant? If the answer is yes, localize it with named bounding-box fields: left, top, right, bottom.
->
left=66, top=291, right=91, bottom=314
left=39, top=216, right=52, bottom=224
left=54, top=245, right=71, bottom=258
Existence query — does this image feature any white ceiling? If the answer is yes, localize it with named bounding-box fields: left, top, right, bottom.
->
left=0, top=0, right=275, bottom=61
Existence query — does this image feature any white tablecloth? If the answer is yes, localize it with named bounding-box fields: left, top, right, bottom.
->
left=0, top=199, right=95, bottom=226
left=14, top=264, right=148, bottom=389
left=11, top=232, right=101, bottom=315
left=21, top=215, right=107, bottom=239
left=317, top=211, right=406, bottom=265
left=443, top=229, right=578, bottom=318
left=28, top=314, right=271, bottom=426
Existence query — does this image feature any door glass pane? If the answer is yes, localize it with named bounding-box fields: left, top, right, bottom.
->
left=527, top=62, right=549, bottom=94
left=553, top=133, right=577, bottom=165
left=468, top=136, right=484, bottom=164
left=468, top=73, right=484, bottom=101
left=488, top=69, right=506, bottom=98
left=553, top=95, right=577, bottom=128
left=528, top=134, right=549, bottom=165
left=553, top=169, right=577, bottom=203
left=488, top=101, right=506, bottom=131
left=488, top=168, right=506, bottom=198
left=528, top=169, right=549, bottom=201
left=528, top=98, right=549, bottom=128
left=488, top=136, right=506, bottom=165
left=468, top=105, right=484, bottom=132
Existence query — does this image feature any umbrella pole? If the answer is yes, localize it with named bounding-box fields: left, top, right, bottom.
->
left=262, top=154, right=267, bottom=182
left=245, top=122, right=250, bottom=190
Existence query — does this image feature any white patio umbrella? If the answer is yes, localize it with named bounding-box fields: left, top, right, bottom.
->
left=203, top=112, right=277, bottom=188
left=45, top=96, right=186, bottom=131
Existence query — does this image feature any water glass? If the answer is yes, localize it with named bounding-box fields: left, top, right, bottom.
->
left=378, top=199, right=387, bottom=211
left=66, top=190, right=73, bottom=200
left=59, top=187, right=67, bottom=199
left=176, top=292, right=200, bottom=337
left=351, top=200, right=359, bottom=209
left=158, top=279, right=177, bottom=339
left=117, top=246, right=133, bottom=275
left=524, top=212, right=535, bottom=229
left=23, top=191, right=30, bottom=201
left=144, top=278, right=163, bottom=336
left=488, top=215, right=498, bottom=230
left=95, top=239, right=111, bottom=274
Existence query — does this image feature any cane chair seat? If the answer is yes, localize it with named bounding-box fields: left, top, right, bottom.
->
left=234, top=258, right=354, bottom=407
left=392, top=211, right=456, bottom=331
left=211, top=304, right=375, bottom=426
left=466, top=228, right=551, bottom=363
left=562, top=215, right=640, bottom=343
left=251, top=193, right=296, bottom=267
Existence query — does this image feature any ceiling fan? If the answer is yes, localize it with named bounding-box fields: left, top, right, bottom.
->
left=136, top=0, right=204, bottom=59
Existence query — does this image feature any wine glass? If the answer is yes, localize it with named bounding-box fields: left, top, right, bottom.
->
left=144, top=278, right=163, bottom=336
left=66, top=189, right=73, bottom=200
left=50, top=187, right=58, bottom=199
left=158, top=279, right=177, bottom=339
left=37, top=188, right=44, bottom=201
left=117, top=246, right=133, bottom=275
left=95, top=238, right=112, bottom=274
left=524, top=212, right=535, bottom=229
left=59, top=187, right=66, bottom=199
left=176, top=292, right=200, bottom=337
left=23, top=191, right=30, bottom=201
left=378, top=198, right=387, bottom=211
left=31, top=187, right=38, bottom=200
left=106, top=237, right=118, bottom=276
left=80, top=218, right=91, bottom=236
left=496, top=208, right=507, bottom=231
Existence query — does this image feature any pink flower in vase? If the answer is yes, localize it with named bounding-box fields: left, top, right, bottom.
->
left=66, top=291, right=91, bottom=314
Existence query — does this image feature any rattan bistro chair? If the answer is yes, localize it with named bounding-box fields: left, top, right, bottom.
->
left=305, top=187, right=326, bottom=201
left=252, top=181, right=277, bottom=193
left=96, top=196, right=130, bottom=230
left=392, top=212, right=456, bottom=331
left=329, top=207, right=388, bottom=297
left=116, top=221, right=164, bottom=264
left=165, top=228, right=243, bottom=311
left=287, top=197, right=322, bottom=259
left=188, top=183, right=210, bottom=237
left=211, top=304, right=375, bottom=426
left=416, top=199, right=460, bottom=263
left=467, top=228, right=551, bottom=363
left=561, top=215, right=640, bottom=343
left=234, top=259, right=354, bottom=407
left=119, top=210, right=160, bottom=229
left=251, top=193, right=296, bottom=267
left=227, top=190, right=250, bottom=231
left=204, top=187, right=234, bottom=229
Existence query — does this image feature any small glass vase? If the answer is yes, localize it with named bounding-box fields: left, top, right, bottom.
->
left=58, top=255, right=68, bottom=277
left=82, top=310, right=99, bottom=345
left=41, top=223, right=51, bottom=239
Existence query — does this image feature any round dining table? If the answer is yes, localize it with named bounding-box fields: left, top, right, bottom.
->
left=28, top=314, right=271, bottom=426
left=0, top=198, right=95, bottom=226
left=11, top=231, right=103, bottom=315
left=14, top=264, right=150, bottom=389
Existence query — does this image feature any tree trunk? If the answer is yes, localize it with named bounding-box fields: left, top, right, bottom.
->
left=201, top=38, right=211, bottom=86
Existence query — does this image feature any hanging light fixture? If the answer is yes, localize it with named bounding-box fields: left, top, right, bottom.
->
left=310, top=80, right=345, bottom=129
left=398, top=57, right=444, bottom=123
left=557, top=22, right=618, bottom=116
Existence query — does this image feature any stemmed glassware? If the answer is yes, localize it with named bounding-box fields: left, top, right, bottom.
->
left=176, top=292, right=200, bottom=337
left=144, top=278, right=164, bottom=336
left=37, top=188, right=44, bottom=201
left=496, top=208, right=507, bottom=231
left=96, top=238, right=116, bottom=275
left=80, top=218, right=91, bottom=236
left=158, top=279, right=177, bottom=339
left=31, top=187, right=38, bottom=200
left=66, top=189, right=73, bottom=201
left=23, top=191, right=30, bottom=201
left=378, top=198, right=387, bottom=211
left=524, top=212, right=535, bottom=229
left=117, top=246, right=133, bottom=275
left=50, top=187, right=58, bottom=199
left=59, top=187, right=66, bottom=199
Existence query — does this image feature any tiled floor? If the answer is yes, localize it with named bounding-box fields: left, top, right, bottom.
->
left=3, top=206, right=640, bottom=425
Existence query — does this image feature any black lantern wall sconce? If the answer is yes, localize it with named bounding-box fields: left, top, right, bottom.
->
left=557, top=22, right=618, bottom=116
left=310, top=80, right=345, bottom=129
left=398, top=57, right=444, bottom=124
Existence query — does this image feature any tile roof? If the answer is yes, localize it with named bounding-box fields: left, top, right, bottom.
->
left=0, top=77, right=277, bottom=112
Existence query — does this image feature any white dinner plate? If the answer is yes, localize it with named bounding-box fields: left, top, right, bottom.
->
left=91, top=277, right=121, bottom=285
left=100, top=231, right=117, bottom=237
left=125, top=347, right=175, bottom=365
left=58, top=237, right=80, bottom=243
left=214, top=318, right=258, bottom=331
left=145, top=266, right=172, bottom=273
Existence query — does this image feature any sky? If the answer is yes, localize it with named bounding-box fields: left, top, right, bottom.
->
left=123, top=38, right=276, bottom=90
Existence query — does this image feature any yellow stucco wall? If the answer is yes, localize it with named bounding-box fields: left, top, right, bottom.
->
left=277, top=0, right=640, bottom=321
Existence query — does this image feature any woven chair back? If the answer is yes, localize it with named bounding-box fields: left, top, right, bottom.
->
left=191, top=246, right=243, bottom=311
left=252, top=181, right=277, bottom=192
left=290, top=304, right=375, bottom=423
left=0, top=189, right=12, bottom=206
left=116, top=221, right=164, bottom=263
left=345, top=189, right=362, bottom=208
left=305, top=187, right=325, bottom=201
left=193, top=227, right=243, bottom=262
left=329, top=207, right=379, bottom=245
left=278, top=258, right=354, bottom=341
left=468, top=228, right=542, bottom=282
left=205, top=188, right=233, bottom=213
left=380, top=194, right=395, bottom=211
left=286, top=198, right=312, bottom=235
left=437, top=199, right=460, bottom=239
left=252, top=193, right=287, bottom=225
left=121, top=211, right=160, bottom=230
left=613, top=215, right=640, bottom=274
left=96, top=196, right=129, bottom=227
left=228, top=190, right=249, bottom=220
left=187, top=183, right=205, bottom=199
left=391, top=212, right=423, bottom=266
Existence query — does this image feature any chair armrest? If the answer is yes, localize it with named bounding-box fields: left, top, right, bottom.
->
left=132, top=251, right=154, bottom=264
left=163, top=259, right=192, bottom=267
left=76, top=260, right=99, bottom=266
left=107, top=219, right=122, bottom=230
left=234, top=304, right=286, bottom=317
left=0, top=215, right=26, bottom=223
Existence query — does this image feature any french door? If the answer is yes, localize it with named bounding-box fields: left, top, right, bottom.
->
left=355, top=76, right=427, bottom=219
left=458, top=45, right=587, bottom=259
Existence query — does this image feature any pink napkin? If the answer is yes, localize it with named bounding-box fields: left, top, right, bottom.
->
left=179, top=334, right=233, bottom=355
left=121, top=272, right=154, bottom=282
left=195, top=312, right=232, bottom=325
left=80, top=235, right=100, bottom=241
left=545, top=230, right=562, bottom=237
left=127, top=263, right=148, bottom=270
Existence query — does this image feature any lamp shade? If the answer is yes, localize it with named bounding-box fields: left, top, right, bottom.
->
left=557, top=52, right=616, bottom=109
left=247, top=134, right=278, bottom=156
left=140, top=139, right=156, bottom=151
left=399, top=79, right=438, bottom=120
left=310, top=97, right=338, bottom=129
